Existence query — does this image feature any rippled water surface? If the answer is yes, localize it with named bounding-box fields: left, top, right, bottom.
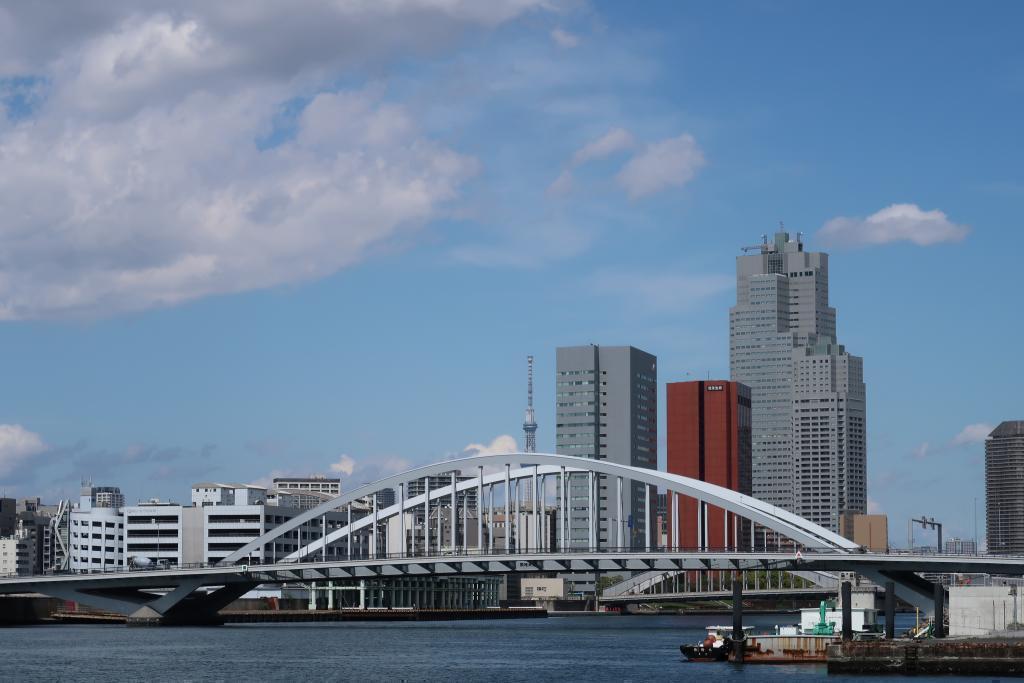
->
left=0, top=613, right=988, bottom=682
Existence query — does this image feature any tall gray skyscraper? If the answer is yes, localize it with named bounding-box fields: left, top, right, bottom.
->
left=986, top=421, right=1024, bottom=554
left=729, top=230, right=866, bottom=531
left=556, top=345, right=657, bottom=552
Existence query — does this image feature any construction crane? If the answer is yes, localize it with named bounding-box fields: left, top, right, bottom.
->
left=741, top=233, right=770, bottom=253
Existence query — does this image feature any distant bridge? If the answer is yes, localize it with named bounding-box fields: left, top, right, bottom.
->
left=1, top=453, right=1019, bottom=624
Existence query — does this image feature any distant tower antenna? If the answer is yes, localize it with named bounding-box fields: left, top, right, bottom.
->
left=523, top=355, right=537, bottom=453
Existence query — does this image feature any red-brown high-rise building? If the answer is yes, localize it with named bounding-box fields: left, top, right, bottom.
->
left=666, top=380, right=751, bottom=550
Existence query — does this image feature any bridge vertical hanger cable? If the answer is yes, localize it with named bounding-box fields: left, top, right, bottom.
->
left=644, top=484, right=651, bottom=551
left=424, top=477, right=430, bottom=556
left=533, top=466, right=539, bottom=552
left=504, top=465, right=511, bottom=552
left=450, top=472, right=456, bottom=554
left=436, top=486, right=442, bottom=552
left=399, top=483, right=405, bottom=558
left=371, top=493, right=378, bottom=560
left=477, top=466, right=483, bottom=554
left=589, top=473, right=595, bottom=550
left=559, top=466, right=566, bottom=551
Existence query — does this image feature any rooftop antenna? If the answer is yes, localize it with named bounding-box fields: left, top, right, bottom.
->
left=522, top=355, right=537, bottom=453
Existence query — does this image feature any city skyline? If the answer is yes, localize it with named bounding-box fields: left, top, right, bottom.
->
left=0, top=3, right=1021, bottom=547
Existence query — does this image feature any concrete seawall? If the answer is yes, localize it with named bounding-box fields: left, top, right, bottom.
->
left=828, top=639, right=1024, bottom=675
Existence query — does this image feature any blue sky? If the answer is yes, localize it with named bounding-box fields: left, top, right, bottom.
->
left=0, top=1, right=1020, bottom=546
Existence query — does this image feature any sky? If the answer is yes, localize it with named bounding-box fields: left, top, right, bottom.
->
left=0, top=1, right=1020, bottom=547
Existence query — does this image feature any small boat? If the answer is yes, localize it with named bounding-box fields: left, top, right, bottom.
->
left=680, top=627, right=733, bottom=662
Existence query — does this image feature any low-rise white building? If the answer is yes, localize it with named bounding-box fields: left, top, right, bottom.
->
left=522, top=577, right=568, bottom=600
left=0, top=537, right=19, bottom=576
left=123, top=501, right=187, bottom=568
left=69, top=484, right=125, bottom=572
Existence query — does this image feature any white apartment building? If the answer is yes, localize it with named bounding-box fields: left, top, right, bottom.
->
left=69, top=484, right=125, bottom=572
left=0, top=537, right=19, bottom=576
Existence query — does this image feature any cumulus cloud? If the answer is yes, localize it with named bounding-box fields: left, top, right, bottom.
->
left=547, top=127, right=635, bottom=196
left=910, top=442, right=930, bottom=461
left=550, top=28, right=580, bottom=48
left=0, top=425, right=47, bottom=477
left=460, top=435, right=520, bottom=458
left=0, top=1, right=558, bottom=319
left=572, top=127, right=635, bottom=166
left=547, top=169, right=574, bottom=196
left=615, top=133, right=705, bottom=199
left=0, top=2, right=553, bottom=77
left=818, top=203, right=970, bottom=248
left=329, top=454, right=357, bottom=476
left=952, top=423, right=994, bottom=446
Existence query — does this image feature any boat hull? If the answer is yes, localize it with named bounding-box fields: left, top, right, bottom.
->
left=738, top=634, right=834, bottom=663
left=680, top=642, right=732, bottom=662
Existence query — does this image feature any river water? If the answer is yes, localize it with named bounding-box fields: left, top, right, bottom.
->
left=0, top=613, right=987, bottom=681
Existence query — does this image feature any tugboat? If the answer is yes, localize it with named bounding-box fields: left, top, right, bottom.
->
left=680, top=627, right=733, bottom=662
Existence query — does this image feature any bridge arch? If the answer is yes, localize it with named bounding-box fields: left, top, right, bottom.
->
left=224, top=453, right=857, bottom=564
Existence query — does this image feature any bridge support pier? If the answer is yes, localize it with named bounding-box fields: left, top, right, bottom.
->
left=732, top=572, right=744, bottom=663
left=44, top=576, right=258, bottom=627
left=933, top=581, right=945, bottom=638
left=884, top=580, right=895, bottom=639
left=841, top=581, right=852, bottom=641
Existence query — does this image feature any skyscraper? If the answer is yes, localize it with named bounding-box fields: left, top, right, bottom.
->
left=729, top=230, right=866, bottom=531
left=666, top=380, right=752, bottom=549
left=986, top=421, right=1024, bottom=554
left=555, top=345, right=657, bottom=551
left=523, top=355, right=537, bottom=453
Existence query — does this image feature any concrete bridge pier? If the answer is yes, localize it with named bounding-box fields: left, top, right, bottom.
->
left=126, top=582, right=259, bottom=626
left=732, top=571, right=744, bottom=662
left=42, top=575, right=259, bottom=627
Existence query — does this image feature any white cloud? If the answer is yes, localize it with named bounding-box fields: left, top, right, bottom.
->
left=0, top=425, right=47, bottom=477
left=818, top=203, right=970, bottom=247
left=547, top=127, right=635, bottom=196
left=461, top=435, right=520, bottom=458
left=0, top=2, right=555, bottom=77
left=615, top=133, right=705, bottom=199
left=911, top=442, right=930, bottom=461
left=867, top=498, right=883, bottom=514
left=571, top=127, right=635, bottom=166
left=329, top=454, right=357, bottom=476
left=550, top=28, right=580, bottom=48
left=587, top=268, right=733, bottom=313
left=952, top=423, right=994, bottom=446
left=546, top=169, right=574, bottom=197
left=0, top=1, right=562, bottom=319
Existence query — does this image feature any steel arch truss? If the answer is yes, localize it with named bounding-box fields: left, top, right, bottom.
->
left=224, top=452, right=858, bottom=565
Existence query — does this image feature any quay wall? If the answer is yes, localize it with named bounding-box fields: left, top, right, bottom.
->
left=828, top=640, right=1024, bottom=676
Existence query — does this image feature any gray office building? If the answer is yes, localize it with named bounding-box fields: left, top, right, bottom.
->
left=730, top=231, right=866, bottom=531
left=986, top=421, right=1024, bottom=554
left=555, top=345, right=657, bottom=552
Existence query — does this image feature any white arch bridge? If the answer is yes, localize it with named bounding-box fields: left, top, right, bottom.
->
left=3, top=453, right=1022, bottom=624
